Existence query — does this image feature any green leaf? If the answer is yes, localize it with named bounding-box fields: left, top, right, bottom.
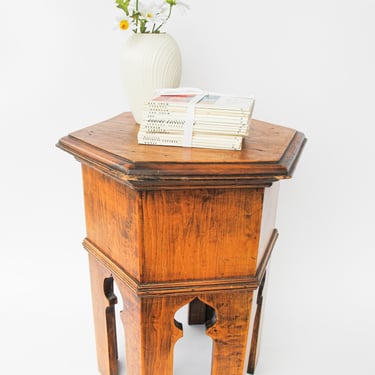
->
left=115, top=0, right=130, bottom=15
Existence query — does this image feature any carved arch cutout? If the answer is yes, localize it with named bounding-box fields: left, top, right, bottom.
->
left=103, top=276, right=118, bottom=306
left=188, top=297, right=217, bottom=328
left=173, top=297, right=215, bottom=374
left=103, top=276, right=119, bottom=368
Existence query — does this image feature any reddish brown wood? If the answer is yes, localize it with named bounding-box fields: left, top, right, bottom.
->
left=203, top=291, right=254, bottom=375
left=248, top=271, right=268, bottom=374
left=57, top=112, right=306, bottom=375
left=57, top=112, right=306, bottom=189
left=188, top=298, right=209, bottom=325
left=88, top=254, right=118, bottom=375
left=114, top=278, right=190, bottom=375
left=83, top=165, right=141, bottom=280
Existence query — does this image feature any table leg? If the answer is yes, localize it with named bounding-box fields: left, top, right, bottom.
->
left=203, top=290, right=253, bottom=375
left=188, top=298, right=207, bottom=325
left=188, top=298, right=216, bottom=326
left=247, top=272, right=267, bottom=374
left=115, top=280, right=192, bottom=375
left=88, top=254, right=118, bottom=375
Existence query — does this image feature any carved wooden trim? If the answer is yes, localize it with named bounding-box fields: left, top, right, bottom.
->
left=83, top=229, right=278, bottom=297
left=255, top=229, right=279, bottom=283
left=56, top=112, right=307, bottom=191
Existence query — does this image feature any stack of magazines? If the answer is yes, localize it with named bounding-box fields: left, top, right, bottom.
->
left=137, top=88, right=255, bottom=151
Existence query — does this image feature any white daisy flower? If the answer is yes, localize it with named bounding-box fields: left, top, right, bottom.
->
left=113, top=0, right=189, bottom=33
left=116, top=15, right=132, bottom=31
left=138, top=0, right=168, bottom=24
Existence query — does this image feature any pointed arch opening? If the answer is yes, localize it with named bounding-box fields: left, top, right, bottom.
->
left=111, top=278, right=126, bottom=374
left=173, top=298, right=215, bottom=374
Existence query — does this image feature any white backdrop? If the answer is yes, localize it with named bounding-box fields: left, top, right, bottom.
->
left=1, top=1, right=374, bottom=374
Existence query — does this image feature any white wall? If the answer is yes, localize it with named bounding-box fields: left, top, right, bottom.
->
left=1, top=1, right=374, bottom=374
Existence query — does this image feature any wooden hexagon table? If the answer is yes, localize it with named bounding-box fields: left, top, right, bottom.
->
left=57, top=112, right=306, bottom=375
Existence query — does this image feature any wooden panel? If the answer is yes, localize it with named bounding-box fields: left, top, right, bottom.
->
left=115, top=280, right=192, bottom=375
left=257, top=183, right=280, bottom=268
left=115, top=275, right=254, bottom=375
left=203, top=290, right=253, bottom=375
left=140, top=188, right=264, bottom=282
left=82, top=165, right=141, bottom=280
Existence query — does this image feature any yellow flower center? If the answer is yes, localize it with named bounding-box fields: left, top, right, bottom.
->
left=119, top=20, right=130, bottom=30
left=147, top=12, right=152, bottom=18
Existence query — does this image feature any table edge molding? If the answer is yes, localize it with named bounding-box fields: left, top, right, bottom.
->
left=56, top=126, right=307, bottom=189
left=82, top=229, right=278, bottom=297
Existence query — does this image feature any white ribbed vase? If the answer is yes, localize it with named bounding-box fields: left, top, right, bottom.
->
left=122, top=33, right=182, bottom=124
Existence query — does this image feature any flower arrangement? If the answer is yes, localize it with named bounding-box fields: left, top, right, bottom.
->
left=115, top=0, right=189, bottom=33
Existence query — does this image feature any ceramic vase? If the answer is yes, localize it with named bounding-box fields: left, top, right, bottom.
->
left=122, top=33, right=182, bottom=124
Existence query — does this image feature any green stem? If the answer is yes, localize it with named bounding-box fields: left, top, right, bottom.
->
left=167, top=4, right=173, bottom=20
left=135, top=0, right=139, bottom=32
left=154, top=4, right=173, bottom=33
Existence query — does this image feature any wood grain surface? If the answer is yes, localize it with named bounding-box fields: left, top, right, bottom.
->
left=57, top=112, right=306, bottom=375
